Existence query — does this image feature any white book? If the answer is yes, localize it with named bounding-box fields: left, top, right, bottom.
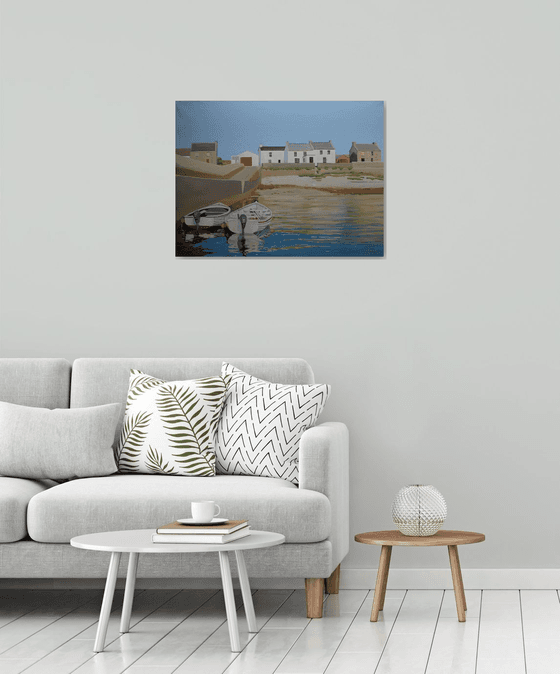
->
left=152, top=527, right=251, bottom=545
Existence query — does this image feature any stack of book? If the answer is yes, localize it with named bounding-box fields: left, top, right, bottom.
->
left=151, top=520, right=250, bottom=544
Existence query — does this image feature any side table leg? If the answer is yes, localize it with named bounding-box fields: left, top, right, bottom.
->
left=219, top=551, right=241, bottom=652
left=448, top=545, right=467, bottom=622
left=378, top=547, right=392, bottom=611
left=370, top=545, right=392, bottom=622
left=120, top=552, right=139, bottom=633
left=235, top=550, right=257, bottom=633
left=94, top=551, right=121, bottom=652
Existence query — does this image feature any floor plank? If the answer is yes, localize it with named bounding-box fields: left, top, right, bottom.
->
left=374, top=590, right=443, bottom=674
left=0, top=591, right=63, bottom=629
left=335, top=589, right=406, bottom=654
left=0, top=660, right=37, bottom=674
left=325, top=651, right=384, bottom=674
left=172, top=589, right=290, bottom=674
left=261, top=589, right=310, bottom=630
left=70, top=621, right=180, bottom=674
left=0, top=592, right=110, bottom=661
left=425, top=590, right=481, bottom=674
left=322, top=589, right=368, bottom=616
left=521, top=590, right=560, bottom=674
left=126, top=665, right=175, bottom=674
left=72, top=589, right=178, bottom=642
left=0, top=591, right=100, bottom=655
left=14, top=590, right=181, bottom=674
left=131, top=590, right=241, bottom=670
left=1, top=587, right=557, bottom=674
left=476, top=590, right=525, bottom=674
left=222, top=629, right=303, bottom=674
left=274, top=607, right=358, bottom=673
left=139, top=589, right=217, bottom=623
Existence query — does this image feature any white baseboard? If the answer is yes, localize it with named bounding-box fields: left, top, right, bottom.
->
left=1, top=569, right=558, bottom=590
left=341, top=568, right=560, bottom=590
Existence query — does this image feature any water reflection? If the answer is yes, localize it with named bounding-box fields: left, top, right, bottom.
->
left=179, top=188, right=384, bottom=257
left=228, top=229, right=271, bottom=256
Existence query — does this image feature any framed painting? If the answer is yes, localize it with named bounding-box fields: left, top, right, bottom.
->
left=176, top=101, right=384, bottom=257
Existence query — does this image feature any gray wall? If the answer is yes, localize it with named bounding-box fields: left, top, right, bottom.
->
left=1, top=0, right=559, bottom=571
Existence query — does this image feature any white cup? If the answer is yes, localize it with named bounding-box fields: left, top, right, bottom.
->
left=191, top=501, right=221, bottom=523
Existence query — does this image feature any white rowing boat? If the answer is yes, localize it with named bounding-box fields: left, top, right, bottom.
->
left=225, top=202, right=272, bottom=234
left=182, top=202, right=231, bottom=228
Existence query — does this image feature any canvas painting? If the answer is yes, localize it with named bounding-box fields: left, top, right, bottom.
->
left=176, top=101, right=384, bottom=258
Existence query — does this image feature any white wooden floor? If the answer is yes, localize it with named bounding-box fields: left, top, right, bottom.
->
left=0, top=588, right=559, bottom=674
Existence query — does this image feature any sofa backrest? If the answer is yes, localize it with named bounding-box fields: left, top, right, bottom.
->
left=70, top=358, right=315, bottom=438
left=0, top=358, right=71, bottom=409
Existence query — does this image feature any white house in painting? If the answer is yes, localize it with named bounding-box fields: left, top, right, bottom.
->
left=259, top=145, right=285, bottom=164
left=311, top=140, right=336, bottom=164
left=231, top=150, right=259, bottom=166
left=286, top=140, right=336, bottom=164
left=286, top=142, right=313, bottom=164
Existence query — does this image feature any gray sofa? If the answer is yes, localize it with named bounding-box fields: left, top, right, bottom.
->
left=0, top=358, right=349, bottom=618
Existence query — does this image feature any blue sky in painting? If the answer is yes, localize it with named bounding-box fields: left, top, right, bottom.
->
left=176, top=101, right=384, bottom=160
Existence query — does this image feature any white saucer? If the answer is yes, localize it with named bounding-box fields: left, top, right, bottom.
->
left=176, top=518, right=228, bottom=526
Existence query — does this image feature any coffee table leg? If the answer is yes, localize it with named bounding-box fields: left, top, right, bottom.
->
left=94, top=551, right=121, bottom=652
left=219, top=551, right=241, bottom=652
left=120, top=552, right=139, bottom=633
left=371, top=545, right=392, bottom=622
left=448, top=545, right=467, bottom=622
left=235, top=550, right=257, bottom=633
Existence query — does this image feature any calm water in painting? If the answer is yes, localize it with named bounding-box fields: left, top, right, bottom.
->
left=179, top=189, right=384, bottom=257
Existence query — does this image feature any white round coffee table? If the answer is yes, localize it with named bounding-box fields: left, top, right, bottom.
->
left=71, top=529, right=284, bottom=653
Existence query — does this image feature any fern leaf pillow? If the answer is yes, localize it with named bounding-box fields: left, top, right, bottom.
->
left=115, top=370, right=228, bottom=476
left=214, top=363, right=331, bottom=484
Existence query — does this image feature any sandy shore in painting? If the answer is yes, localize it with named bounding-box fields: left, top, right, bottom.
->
left=261, top=175, right=384, bottom=194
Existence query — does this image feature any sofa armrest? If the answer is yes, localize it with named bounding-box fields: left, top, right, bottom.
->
left=299, top=422, right=349, bottom=570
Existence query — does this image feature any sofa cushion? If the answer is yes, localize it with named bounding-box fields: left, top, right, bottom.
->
left=0, top=477, right=56, bottom=542
left=0, top=401, right=121, bottom=480
left=115, top=370, right=227, bottom=476
left=0, top=358, right=71, bottom=409
left=27, top=474, right=330, bottom=544
left=70, top=358, right=315, bottom=444
left=215, top=363, right=331, bottom=484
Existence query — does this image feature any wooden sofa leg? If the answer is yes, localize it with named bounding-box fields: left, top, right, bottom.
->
left=325, top=564, right=341, bottom=594
left=305, top=578, right=324, bottom=618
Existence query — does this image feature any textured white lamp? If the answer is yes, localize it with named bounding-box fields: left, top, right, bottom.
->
left=392, top=484, right=447, bottom=536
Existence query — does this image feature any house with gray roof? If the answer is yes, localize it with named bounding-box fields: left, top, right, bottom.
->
left=286, top=140, right=336, bottom=165
left=259, top=145, right=285, bottom=164
left=190, top=141, right=218, bottom=164
left=311, top=140, right=336, bottom=164
left=349, top=141, right=382, bottom=163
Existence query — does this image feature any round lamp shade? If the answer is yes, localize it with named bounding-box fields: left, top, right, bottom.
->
left=392, top=484, right=447, bottom=536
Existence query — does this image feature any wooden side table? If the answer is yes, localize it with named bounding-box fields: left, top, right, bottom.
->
left=354, top=530, right=485, bottom=623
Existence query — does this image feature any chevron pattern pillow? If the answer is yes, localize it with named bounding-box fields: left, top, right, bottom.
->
left=115, top=370, right=228, bottom=476
left=214, top=363, right=331, bottom=484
